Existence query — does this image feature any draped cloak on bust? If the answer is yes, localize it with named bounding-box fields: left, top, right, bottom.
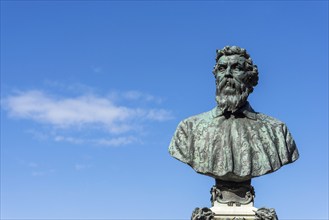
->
left=169, top=102, right=299, bottom=182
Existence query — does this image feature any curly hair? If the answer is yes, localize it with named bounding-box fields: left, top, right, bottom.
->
left=212, top=46, right=259, bottom=88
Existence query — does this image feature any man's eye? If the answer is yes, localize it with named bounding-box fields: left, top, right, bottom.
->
left=233, top=65, right=244, bottom=71
left=218, top=66, right=226, bottom=71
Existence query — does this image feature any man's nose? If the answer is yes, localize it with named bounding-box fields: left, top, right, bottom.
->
left=224, top=66, right=233, bottom=77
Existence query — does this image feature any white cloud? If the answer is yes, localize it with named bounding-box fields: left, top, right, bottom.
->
left=52, top=134, right=139, bottom=147
left=3, top=90, right=134, bottom=128
left=74, top=163, right=92, bottom=171
left=31, top=171, right=46, bottom=176
left=3, top=90, right=172, bottom=132
left=43, top=80, right=96, bottom=95
left=108, top=90, right=164, bottom=104
left=146, top=109, right=174, bottom=121
left=2, top=89, right=173, bottom=146
left=95, top=136, right=138, bottom=147
left=91, top=66, right=102, bottom=73
left=31, top=169, right=55, bottom=177
left=54, top=135, right=85, bottom=144
left=122, top=90, right=162, bottom=103
left=28, top=162, right=38, bottom=168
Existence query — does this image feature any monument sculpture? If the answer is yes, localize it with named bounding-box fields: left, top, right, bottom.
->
left=169, top=46, right=299, bottom=220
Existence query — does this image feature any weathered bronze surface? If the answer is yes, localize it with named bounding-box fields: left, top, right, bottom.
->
left=169, top=46, right=299, bottom=182
left=211, top=180, right=255, bottom=206
left=255, top=208, right=278, bottom=220
left=169, top=46, right=299, bottom=219
left=191, top=207, right=214, bottom=220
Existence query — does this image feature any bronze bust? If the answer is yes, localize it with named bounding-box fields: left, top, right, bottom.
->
left=169, top=46, right=299, bottom=182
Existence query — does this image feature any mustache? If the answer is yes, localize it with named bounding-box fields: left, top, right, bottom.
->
left=217, top=77, right=242, bottom=93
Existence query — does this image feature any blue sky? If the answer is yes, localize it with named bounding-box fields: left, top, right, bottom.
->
left=1, top=1, right=328, bottom=219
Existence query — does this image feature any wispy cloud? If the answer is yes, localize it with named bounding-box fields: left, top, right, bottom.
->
left=91, top=66, right=102, bottom=74
left=94, top=136, right=139, bottom=147
left=74, top=163, right=92, bottom=171
left=108, top=90, right=164, bottom=104
left=146, top=109, right=174, bottom=121
left=52, top=134, right=139, bottom=147
left=43, top=80, right=96, bottom=95
left=3, top=90, right=134, bottom=130
left=31, top=169, right=55, bottom=177
left=2, top=89, right=173, bottom=146
left=54, top=135, right=85, bottom=144
left=122, top=90, right=163, bottom=103
left=3, top=90, right=172, bottom=131
left=28, top=162, right=38, bottom=168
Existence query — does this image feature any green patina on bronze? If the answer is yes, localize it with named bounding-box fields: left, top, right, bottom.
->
left=169, top=46, right=299, bottom=182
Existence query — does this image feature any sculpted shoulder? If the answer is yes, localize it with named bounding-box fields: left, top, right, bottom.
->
left=180, top=108, right=215, bottom=126
left=256, top=112, right=287, bottom=127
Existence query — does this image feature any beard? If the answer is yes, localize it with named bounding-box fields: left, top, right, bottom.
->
left=216, top=77, right=251, bottom=113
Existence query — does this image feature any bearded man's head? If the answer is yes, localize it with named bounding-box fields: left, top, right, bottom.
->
left=212, top=46, right=259, bottom=113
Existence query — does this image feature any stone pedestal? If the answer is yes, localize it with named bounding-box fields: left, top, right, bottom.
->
left=191, top=181, right=278, bottom=220
left=209, top=180, right=257, bottom=219
left=210, top=201, right=257, bottom=220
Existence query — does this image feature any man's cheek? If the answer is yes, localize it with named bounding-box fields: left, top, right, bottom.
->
left=234, top=74, right=248, bottom=82
left=216, top=75, right=225, bottom=82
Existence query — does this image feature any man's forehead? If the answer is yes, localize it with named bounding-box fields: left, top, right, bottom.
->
left=217, top=55, right=246, bottom=64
